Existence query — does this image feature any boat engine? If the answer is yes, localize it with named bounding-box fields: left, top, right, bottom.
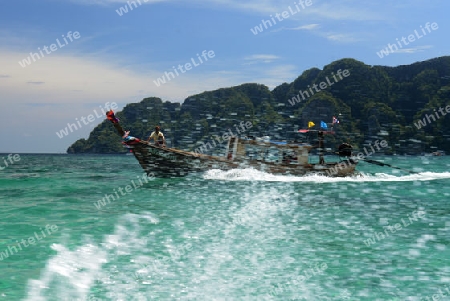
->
left=338, top=143, right=353, bottom=157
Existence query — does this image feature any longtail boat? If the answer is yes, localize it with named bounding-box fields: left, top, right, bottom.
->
left=106, top=110, right=358, bottom=177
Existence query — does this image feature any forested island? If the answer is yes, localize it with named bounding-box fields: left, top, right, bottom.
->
left=68, top=56, right=450, bottom=155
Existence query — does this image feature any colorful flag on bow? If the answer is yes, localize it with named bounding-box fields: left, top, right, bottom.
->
left=308, top=121, right=315, bottom=128
left=106, top=110, right=120, bottom=124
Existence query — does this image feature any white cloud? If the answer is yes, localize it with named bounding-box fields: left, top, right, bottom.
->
left=272, top=23, right=320, bottom=33
left=304, top=3, right=385, bottom=21
left=292, top=24, right=320, bottom=30
left=0, top=50, right=240, bottom=105
left=245, top=54, right=280, bottom=60
left=244, top=54, right=281, bottom=64
left=326, top=33, right=360, bottom=43
left=1, top=51, right=151, bottom=102
left=67, top=0, right=168, bottom=5
left=68, top=0, right=387, bottom=22
left=212, top=0, right=386, bottom=21
left=392, top=45, right=433, bottom=54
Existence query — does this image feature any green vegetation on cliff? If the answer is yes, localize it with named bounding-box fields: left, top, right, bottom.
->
left=68, top=56, right=450, bottom=155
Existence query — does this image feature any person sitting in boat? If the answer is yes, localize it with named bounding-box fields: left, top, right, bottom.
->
left=282, top=151, right=297, bottom=164
left=147, top=126, right=166, bottom=147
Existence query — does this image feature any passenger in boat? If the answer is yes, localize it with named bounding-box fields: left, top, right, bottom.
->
left=282, top=152, right=288, bottom=164
left=147, top=126, right=166, bottom=147
left=282, top=152, right=297, bottom=164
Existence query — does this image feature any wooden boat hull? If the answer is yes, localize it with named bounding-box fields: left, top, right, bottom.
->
left=105, top=111, right=357, bottom=178
left=130, top=142, right=357, bottom=177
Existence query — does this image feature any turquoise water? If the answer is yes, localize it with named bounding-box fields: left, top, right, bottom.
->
left=1, top=154, right=450, bottom=301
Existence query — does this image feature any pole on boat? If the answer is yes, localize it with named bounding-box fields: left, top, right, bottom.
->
left=318, top=131, right=325, bottom=164
left=335, top=143, right=417, bottom=174
left=362, top=158, right=417, bottom=174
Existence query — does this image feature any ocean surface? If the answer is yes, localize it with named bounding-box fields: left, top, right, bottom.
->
left=0, top=154, right=450, bottom=301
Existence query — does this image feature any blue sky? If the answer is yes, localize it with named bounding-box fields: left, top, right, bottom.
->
left=0, top=0, right=448, bottom=153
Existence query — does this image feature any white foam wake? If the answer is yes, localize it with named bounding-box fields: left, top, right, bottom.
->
left=203, top=168, right=450, bottom=183
left=23, top=212, right=159, bottom=301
